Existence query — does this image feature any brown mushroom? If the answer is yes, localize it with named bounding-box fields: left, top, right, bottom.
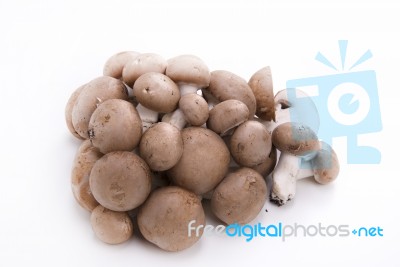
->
left=103, top=51, right=140, bottom=79
left=211, top=168, right=267, bottom=225
left=91, top=205, right=133, bottom=244
left=178, top=94, right=209, bottom=126
left=167, top=127, right=230, bottom=195
left=65, top=84, right=86, bottom=140
left=90, top=151, right=152, bottom=211
left=88, top=99, right=142, bottom=154
left=137, top=186, right=205, bottom=252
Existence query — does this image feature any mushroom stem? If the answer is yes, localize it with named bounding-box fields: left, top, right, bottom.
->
left=296, top=159, right=314, bottom=180
left=256, top=102, right=290, bottom=134
left=162, top=109, right=186, bottom=130
left=178, top=83, right=198, bottom=96
left=136, top=104, right=158, bottom=132
left=270, top=153, right=300, bottom=206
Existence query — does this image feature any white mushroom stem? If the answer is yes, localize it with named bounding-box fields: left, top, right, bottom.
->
left=162, top=109, right=186, bottom=130
left=296, top=159, right=314, bottom=179
left=178, top=83, right=198, bottom=96
left=136, top=104, right=158, bottom=132
left=270, top=153, right=300, bottom=206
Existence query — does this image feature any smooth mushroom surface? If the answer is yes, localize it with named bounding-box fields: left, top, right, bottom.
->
left=90, top=151, right=152, bottom=211
left=311, top=142, right=340, bottom=184
left=91, top=205, right=133, bottom=245
left=103, top=51, right=140, bottom=79
left=179, top=93, right=209, bottom=126
left=88, top=99, right=142, bottom=154
left=138, top=186, right=205, bottom=252
left=65, top=84, right=86, bottom=140
left=211, top=168, right=267, bottom=225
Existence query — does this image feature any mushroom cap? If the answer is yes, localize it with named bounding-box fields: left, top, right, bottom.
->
left=103, top=51, right=140, bottom=79
left=167, top=127, right=230, bottom=195
left=88, top=99, right=142, bottom=154
left=65, top=84, right=86, bottom=140
left=206, top=70, right=256, bottom=119
left=139, top=122, right=183, bottom=171
left=311, top=142, right=340, bottom=184
left=137, top=186, right=205, bottom=252
left=90, top=205, right=133, bottom=245
left=72, top=76, right=128, bottom=139
left=248, top=66, right=275, bottom=121
left=90, top=151, right=152, bottom=211
left=207, top=99, right=249, bottom=135
left=230, top=120, right=272, bottom=167
left=274, top=88, right=320, bottom=133
left=166, top=55, right=210, bottom=88
left=71, top=140, right=103, bottom=211
left=272, top=122, right=320, bottom=157
left=211, top=168, right=267, bottom=225
left=133, top=72, right=180, bottom=113
left=251, top=146, right=277, bottom=177
left=122, top=53, right=167, bottom=87
left=179, top=94, right=209, bottom=126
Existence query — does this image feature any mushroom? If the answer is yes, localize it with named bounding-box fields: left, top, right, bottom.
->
left=162, top=55, right=211, bottom=129
left=230, top=120, right=272, bottom=167
left=203, top=70, right=256, bottom=119
left=137, top=186, right=205, bottom=252
left=251, top=146, right=277, bottom=177
left=90, top=205, right=133, bottom=245
left=65, top=84, right=85, bottom=140
left=133, top=72, right=180, bottom=131
left=207, top=99, right=249, bottom=136
left=167, top=127, right=230, bottom=195
left=211, top=168, right=267, bottom=225
left=103, top=51, right=140, bottom=79
left=71, top=76, right=128, bottom=139
left=270, top=122, right=321, bottom=206
left=71, top=140, right=103, bottom=211
left=88, top=99, right=142, bottom=154
left=139, top=122, right=183, bottom=171
left=122, top=53, right=167, bottom=87
left=90, top=151, right=152, bottom=211
left=248, top=66, right=275, bottom=121
left=295, top=141, right=340, bottom=184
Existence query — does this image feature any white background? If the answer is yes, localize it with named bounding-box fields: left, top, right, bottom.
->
left=1, top=0, right=399, bottom=266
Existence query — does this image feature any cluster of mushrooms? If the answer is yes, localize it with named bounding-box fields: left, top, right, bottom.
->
left=65, top=51, right=340, bottom=251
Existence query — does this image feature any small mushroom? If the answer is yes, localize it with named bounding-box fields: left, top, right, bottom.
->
left=133, top=72, right=180, bottom=131
left=167, top=127, right=230, bottom=195
left=211, top=168, right=267, bottom=225
left=178, top=94, right=209, bottom=126
left=139, top=122, right=183, bottom=171
left=103, top=51, right=140, bottom=79
left=270, top=122, right=321, bottom=206
left=122, top=53, right=167, bottom=87
left=65, top=84, right=86, bottom=140
left=207, top=99, right=249, bottom=135
left=90, top=151, right=152, bottom=211
left=71, top=76, right=128, bottom=139
left=203, top=70, right=256, bottom=119
left=137, top=186, right=205, bottom=252
left=88, top=99, right=142, bottom=154
left=230, top=120, right=272, bottom=167
left=90, top=205, right=133, bottom=245
left=248, top=66, right=275, bottom=121
left=71, top=140, right=103, bottom=211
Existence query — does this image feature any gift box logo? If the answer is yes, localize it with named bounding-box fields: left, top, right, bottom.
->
left=286, top=40, right=382, bottom=164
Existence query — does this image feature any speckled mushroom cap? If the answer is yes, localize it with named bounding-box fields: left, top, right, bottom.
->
left=211, top=168, right=267, bottom=225
left=88, top=99, right=142, bottom=154
left=230, top=120, right=272, bottom=167
left=90, top=205, right=133, bottom=245
left=71, top=76, right=128, bottom=139
left=207, top=99, right=249, bottom=135
left=272, top=122, right=321, bottom=157
left=179, top=94, right=209, bottom=126
left=248, top=66, right=275, bottom=121
left=139, top=122, right=183, bottom=171
left=205, top=70, right=256, bottom=119
left=133, top=72, right=180, bottom=113
left=103, top=51, right=140, bottom=79
left=166, top=55, right=211, bottom=87
left=138, top=186, right=206, bottom=252
left=167, top=127, right=230, bottom=195
left=90, top=151, right=151, bottom=211
left=311, top=142, right=340, bottom=184
left=122, top=53, right=167, bottom=87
